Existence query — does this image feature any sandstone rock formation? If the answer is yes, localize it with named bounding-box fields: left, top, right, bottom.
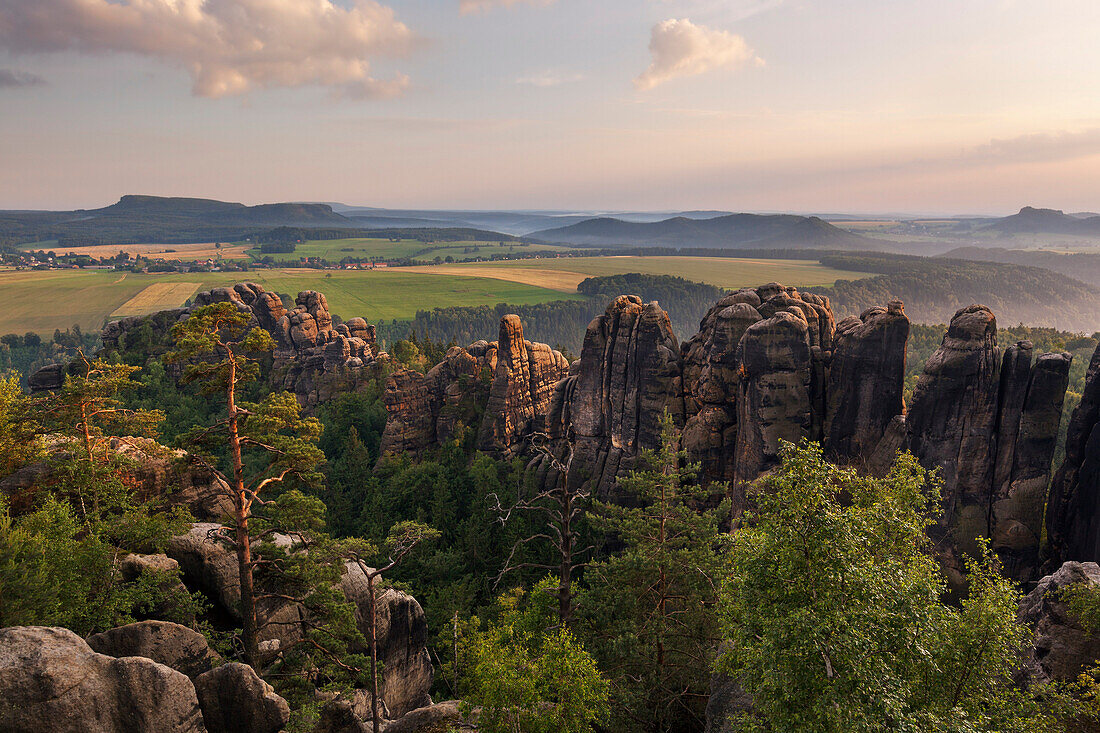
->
left=193, top=663, right=291, bottom=733
left=340, top=562, right=434, bottom=718
left=823, top=301, right=909, bottom=461
left=1046, top=341, right=1100, bottom=567
left=380, top=316, right=567, bottom=459
left=1018, top=561, right=1100, bottom=685
left=165, top=523, right=306, bottom=650
left=0, top=626, right=205, bottom=733
left=87, top=621, right=221, bottom=679
left=677, top=285, right=841, bottom=509
left=72, top=282, right=386, bottom=410
left=476, top=314, right=569, bottom=457
left=901, top=307, right=1070, bottom=586
left=536, top=295, right=686, bottom=500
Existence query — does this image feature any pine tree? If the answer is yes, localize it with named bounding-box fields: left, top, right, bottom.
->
left=579, top=413, right=731, bottom=732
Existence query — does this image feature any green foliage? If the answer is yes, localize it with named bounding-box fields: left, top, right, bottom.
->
left=717, top=441, right=1075, bottom=732
left=458, top=578, right=609, bottom=733
left=578, top=414, right=731, bottom=732
left=0, top=374, right=42, bottom=475
left=0, top=495, right=195, bottom=634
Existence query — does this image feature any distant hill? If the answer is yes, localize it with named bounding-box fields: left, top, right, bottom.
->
left=0, top=195, right=353, bottom=247
left=530, top=213, right=888, bottom=250
left=939, top=246, right=1100, bottom=288
left=983, top=206, right=1100, bottom=235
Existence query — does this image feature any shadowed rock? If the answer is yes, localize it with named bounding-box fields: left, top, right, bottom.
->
left=824, top=301, right=909, bottom=462
left=87, top=621, right=221, bottom=679
left=905, top=305, right=1001, bottom=589
left=194, top=662, right=290, bottom=733
left=1047, top=341, right=1100, bottom=566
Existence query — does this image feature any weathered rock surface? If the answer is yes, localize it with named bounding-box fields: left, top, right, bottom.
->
left=341, top=562, right=434, bottom=718
left=312, top=699, right=370, bottom=733
left=824, top=301, right=909, bottom=462
left=87, top=620, right=221, bottom=679
left=1047, top=341, right=1100, bottom=567
left=194, top=662, right=290, bottom=733
left=1018, top=561, right=1100, bottom=684
left=380, top=316, right=566, bottom=459
left=900, top=307, right=1071, bottom=586
left=905, top=305, right=1002, bottom=587
left=476, top=314, right=569, bottom=457
left=0, top=626, right=205, bottom=733
left=165, top=523, right=305, bottom=649
left=383, top=701, right=476, bottom=733
left=537, top=295, right=686, bottom=499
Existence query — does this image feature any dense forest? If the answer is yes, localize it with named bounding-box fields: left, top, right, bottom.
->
left=811, top=253, right=1100, bottom=332
left=942, top=246, right=1100, bottom=289
left=375, top=273, right=727, bottom=355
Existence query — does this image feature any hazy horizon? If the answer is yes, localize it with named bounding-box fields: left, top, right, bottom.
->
left=3, top=0, right=1100, bottom=214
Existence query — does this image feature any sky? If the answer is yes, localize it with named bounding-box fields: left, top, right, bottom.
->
left=2, top=0, right=1100, bottom=215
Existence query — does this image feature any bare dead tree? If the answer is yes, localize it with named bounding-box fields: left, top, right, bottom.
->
left=488, top=432, right=593, bottom=626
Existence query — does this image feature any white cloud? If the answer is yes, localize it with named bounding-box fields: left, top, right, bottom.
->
left=459, top=0, right=555, bottom=15
left=516, top=70, right=585, bottom=87
left=635, top=18, right=763, bottom=91
left=0, top=0, right=414, bottom=98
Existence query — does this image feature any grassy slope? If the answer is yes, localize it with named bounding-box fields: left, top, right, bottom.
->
left=0, top=268, right=585, bottom=335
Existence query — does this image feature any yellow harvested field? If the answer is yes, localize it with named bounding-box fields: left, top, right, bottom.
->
left=111, top=282, right=202, bottom=317
left=52, top=241, right=252, bottom=260
left=388, top=265, right=586, bottom=292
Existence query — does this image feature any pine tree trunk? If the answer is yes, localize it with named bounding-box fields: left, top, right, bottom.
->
left=368, top=573, right=381, bottom=733
left=227, top=357, right=260, bottom=668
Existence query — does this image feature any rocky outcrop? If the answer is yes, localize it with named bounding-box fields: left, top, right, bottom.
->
left=382, top=701, right=477, bottom=733
left=194, top=663, right=290, bottom=733
left=677, top=285, right=839, bottom=505
left=340, top=562, right=434, bottom=718
left=165, top=523, right=306, bottom=649
left=902, top=307, right=1071, bottom=586
left=536, top=295, right=686, bottom=500
left=87, top=621, right=221, bottom=679
left=0, top=626, right=205, bottom=732
left=1018, top=561, right=1100, bottom=685
left=90, top=282, right=386, bottom=410
left=992, top=348, right=1071, bottom=580
left=1047, top=341, right=1100, bottom=567
left=380, top=316, right=567, bottom=459
left=905, top=305, right=1002, bottom=587
left=823, top=301, right=909, bottom=462
left=380, top=343, right=495, bottom=458
left=476, top=314, right=569, bottom=457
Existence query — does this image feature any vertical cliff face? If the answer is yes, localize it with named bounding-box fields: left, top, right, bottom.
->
left=477, top=314, right=569, bottom=458
left=538, top=295, right=686, bottom=499
left=379, top=316, right=567, bottom=460
left=905, top=305, right=1002, bottom=586
left=1047, top=342, right=1100, bottom=566
left=824, top=301, right=909, bottom=461
left=901, top=307, right=1071, bottom=585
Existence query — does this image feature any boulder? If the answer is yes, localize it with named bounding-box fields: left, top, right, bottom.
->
left=383, top=701, right=476, bottom=733
left=87, top=620, right=221, bottom=679
left=312, top=699, right=369, bottom=733
left=341, top=562, right=434, bottom=718
left=1019, top=562, right=1100, bottom=684
left=0, top=626, right=204, bottom=733
left=165, top=523, right=305, bottom=649
left=194, top=662, right=290, bottom=733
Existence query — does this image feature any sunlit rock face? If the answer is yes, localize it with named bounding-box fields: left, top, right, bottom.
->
left=379, top=315, right=568, bottom=460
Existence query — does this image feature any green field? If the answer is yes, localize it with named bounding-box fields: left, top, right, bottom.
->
left=256, top=238, right=577, bottom=263
left=0, top=268, right=585, bottom=336
left=400, top=256, right=871, bottom=291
